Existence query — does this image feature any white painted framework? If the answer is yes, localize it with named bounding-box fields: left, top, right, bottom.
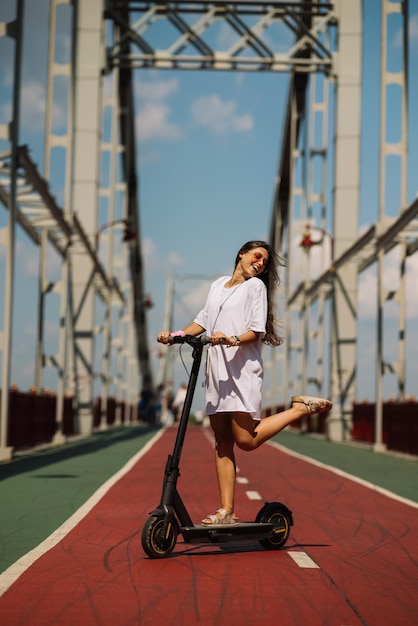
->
left=0, top=1, right=417, bottom=460
left=275, top=0, right=415, bottom=445
left=0, top=0, right=142, bottom=460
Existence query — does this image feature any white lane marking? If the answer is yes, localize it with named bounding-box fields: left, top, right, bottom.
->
left=246, top=490, right=262, bottom=500
left=236, top=476, right=249, bottom=484
left=268, top=440, right=418, bottom=510
left=0, top=428, right=166, bottom=598
left=288, top=551, right=320, bottom=569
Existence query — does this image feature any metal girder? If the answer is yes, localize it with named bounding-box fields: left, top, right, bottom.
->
left=267, top=1, right=362, bottom=440
left=105, top=1, right=336, bottom=74
left=19, top=147, right=72, bottom=239
left=116, top=4, right=154, bottom=393
left=269, top=70, right=310, bottom=250
left=269, top=0, right=322, bottom=251
left=360, top=200, right=418, bottom=272
left=72, top=214, right=125, bottom=302
left=285, top=191, right=418, bottom=432
left=287, top=225, right=377, bottom=304
left=0, top=147, right=124, bottom=304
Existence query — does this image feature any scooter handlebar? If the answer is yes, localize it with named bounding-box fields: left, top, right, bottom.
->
left=167, top=334, right=214, bottom=346
left=165, top=334, right=228, bottom=346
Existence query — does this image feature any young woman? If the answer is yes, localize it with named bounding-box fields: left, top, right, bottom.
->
left=158, top=240, right=332, bottom=525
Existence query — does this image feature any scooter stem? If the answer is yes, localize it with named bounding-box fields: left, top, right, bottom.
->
left=170, top=341, right=205, bottom=471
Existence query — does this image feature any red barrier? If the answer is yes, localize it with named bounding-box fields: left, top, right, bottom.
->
left=262, top=400, right=418, bottom=455
left=7, top=390, right=74, bottom=449
left=352, top=401, right=418, bottom=455
left=9, top=389, right=416, bottom=455
left=6, top=389, right=132, bottom=450
left=93, top=396, right=129, bottom=427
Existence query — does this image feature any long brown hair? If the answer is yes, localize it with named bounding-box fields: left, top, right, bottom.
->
left=234, top=240, right=286, bottom=347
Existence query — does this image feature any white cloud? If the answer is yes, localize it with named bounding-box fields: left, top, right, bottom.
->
left=135, top=79, right=254, bottom=140
left=142, top=237, right=158, bottom=272
left=15, top=240, right=39, bottom=278
left=190, top=94, right=253, bottom=134
left=137, top=77, right=179, bottom=101
left=411, top=14, right=418, bottom=41
left=0, top=64, right=68, bottom=135
left=183, top=279, right=212, bottom=311
left=358, top=266, right=377, bottom=317
left=142, top=238, right=186, bottom=272
left=0, top=78, right=46, bottom=133
left=142, top=237, right=156, bottom=258
left=135, top=77, right=182, bottom=142
left=394, top=13, right=418, bottom=47
left=19, top=81, right=46, bottom=133
left=167, top=251, right=185, bottom=267
left=136, top=102, right=183, bottom=141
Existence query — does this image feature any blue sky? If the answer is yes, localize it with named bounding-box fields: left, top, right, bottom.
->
left=1, top=0, right=418, bottom=408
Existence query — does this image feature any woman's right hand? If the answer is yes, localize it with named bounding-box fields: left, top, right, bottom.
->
left=157, top=330, right=171, bottom=344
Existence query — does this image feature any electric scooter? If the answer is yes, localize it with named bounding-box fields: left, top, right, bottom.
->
left=141, top=334, right=293, bottom=559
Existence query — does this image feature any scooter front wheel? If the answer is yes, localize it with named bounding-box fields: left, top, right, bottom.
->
left=141, top=515, right=179, bottom=559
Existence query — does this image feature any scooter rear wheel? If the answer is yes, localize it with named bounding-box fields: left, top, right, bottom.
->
left=141, top=515, right=179, bottom=559
left=256, top=502, right=292, bottom=550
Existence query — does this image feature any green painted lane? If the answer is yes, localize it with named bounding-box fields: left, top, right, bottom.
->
left=273, top=430, right=418, bottom=504
left=0, top=425, right=160, bottom=573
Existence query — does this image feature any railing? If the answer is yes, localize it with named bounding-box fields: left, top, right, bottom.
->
left=3, top=389, right=137, bottom=451
left=7, top=389, right=75, bottom=448
left=352, top=400, right=418, bottom=456
left=262, top=401, right=418, bottom=456
left=5, top=391, right=417, bottom=455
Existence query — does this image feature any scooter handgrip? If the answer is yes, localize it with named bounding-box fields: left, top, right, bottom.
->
left=200, top=335, right=225, bottom=344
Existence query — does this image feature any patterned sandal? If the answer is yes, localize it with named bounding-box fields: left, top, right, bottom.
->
left=201, top=508, right=239, bottom=526
left=291, top=395, right=332, bottom=415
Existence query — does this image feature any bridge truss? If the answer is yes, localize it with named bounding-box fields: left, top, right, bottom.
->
left=0, top=0, right=416, bottom=459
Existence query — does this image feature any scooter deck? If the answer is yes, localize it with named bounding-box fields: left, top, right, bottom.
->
left=181, top=522, right=277, bottom=544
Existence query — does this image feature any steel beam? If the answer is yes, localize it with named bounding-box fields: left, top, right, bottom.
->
left=0, top=0, right=24, bottom=461
left=105, top=1, right=336, bottom=74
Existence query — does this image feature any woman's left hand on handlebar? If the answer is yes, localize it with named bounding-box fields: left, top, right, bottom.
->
left=210, top=331, right=231, bottom=346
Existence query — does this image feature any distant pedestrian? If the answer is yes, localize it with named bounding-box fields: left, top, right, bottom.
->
left=161, top=382, right=175, bottom=425
left=137, top=390, right=153, bottom=424
left=172, top=383, right=187, bottom=423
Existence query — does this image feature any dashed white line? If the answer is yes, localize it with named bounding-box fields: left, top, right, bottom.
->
left=207, top=440, right=317, bottom=570
left=288, top=551, right=320, bottom=569
left=245, top=490, right=263, bottom=500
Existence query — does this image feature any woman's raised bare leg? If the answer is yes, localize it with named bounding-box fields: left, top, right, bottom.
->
left=232, top=396, right=332, bottom=451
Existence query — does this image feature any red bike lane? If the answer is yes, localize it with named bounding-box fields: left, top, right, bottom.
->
left=0, top=425, right=417, bottom=625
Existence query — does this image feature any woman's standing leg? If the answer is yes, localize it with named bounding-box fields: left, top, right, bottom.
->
left=201, top=413, right=237, bottom=523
